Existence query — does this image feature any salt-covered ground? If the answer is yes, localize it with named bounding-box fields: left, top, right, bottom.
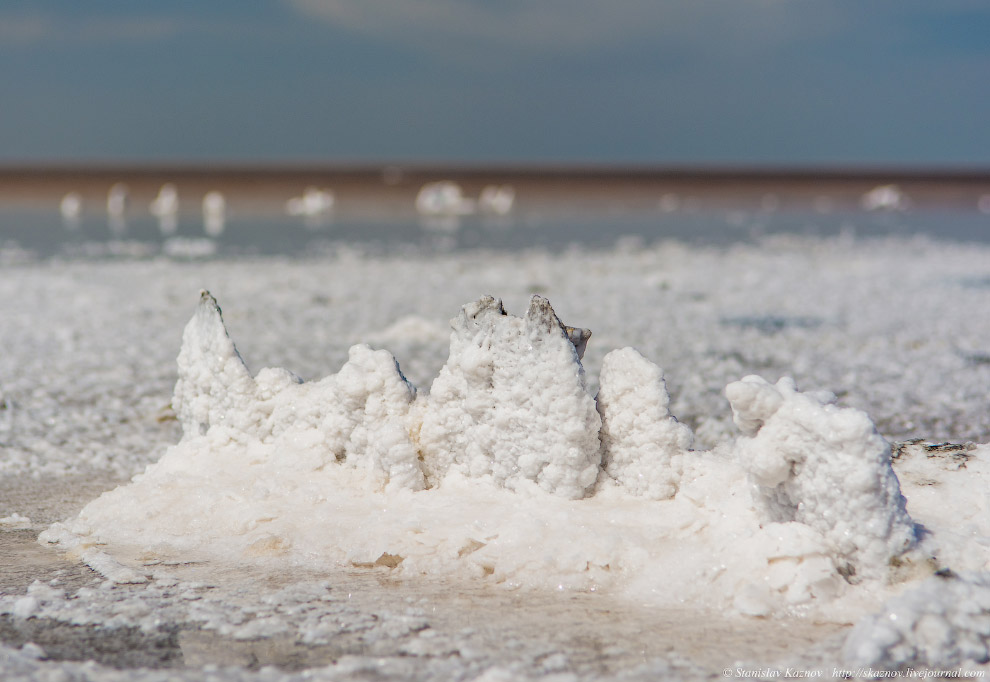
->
left=3, top=233, right=990, bottom=679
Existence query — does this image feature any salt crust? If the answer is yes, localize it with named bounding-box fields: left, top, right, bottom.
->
left=38, top=289, right=990, bottom=669
left=844, top=571, right=990, bottom=669
left=726, top=375, right=916, bottom=578
left=0, top=570, right=710, bottom=681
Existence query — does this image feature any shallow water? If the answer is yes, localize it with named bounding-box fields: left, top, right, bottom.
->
left=3, top=199, right=990, bottom=261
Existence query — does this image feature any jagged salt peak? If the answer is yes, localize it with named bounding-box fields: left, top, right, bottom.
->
left=174, top=291, right=684, bottom=505
left=417, top=295, right=602, bottom=499
left=726, top=375, right=917, bottom=577
left=597, top=347, right=694, bottom=499
left=171, top=291, right=920, bottom=540
left=173, top=292, right=601, bottom=498
left=173, top=290, right=256, bottom=437
left=173, top=290, right=423, bottom=492
left=40, top=289, right=957, bottom=615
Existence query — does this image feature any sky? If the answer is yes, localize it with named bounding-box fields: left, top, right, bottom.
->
left=1, top=1, right=989, bottom=166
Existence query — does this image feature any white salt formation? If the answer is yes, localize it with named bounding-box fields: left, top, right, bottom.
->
left=201, top=190, right=226, bottom=236
left=478, top=184, right=515, bottom=215
left=834, top=439, right=990, bottom=670
left=726, top=375, right=917, bottom=578
left=861, top=184, right=909, bottom=211
left=173, top=290, right=423, bottom=491
left=415, top=181, right=476, bottom=216
left=597, top=347, right=693, bottom=499
left=11, top=236, right=990, bottom=678
left=0, top=513, right=31, bottom=529
left=41, top=288, right=990, bottom=653
left=106, top=182, right=128, bottom=219
left=150, top=183, right=179, bottom=234
left=417, top=295, right=601, bottom=499
left=59, top=192, right=82, bottom=227
left=106, top=182, right=129, bottom=233
left=285, top=187, right=335, bottom=220
left=173, top=291, right=257, bottom=438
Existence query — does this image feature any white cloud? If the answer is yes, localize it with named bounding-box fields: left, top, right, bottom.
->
left=286, top=0, right=844, bottom=54
left=0, top=15, right=54, bottom=46
left=75, top=17, right=181, bottom=43
left=0, top=13, right=181, bottom=48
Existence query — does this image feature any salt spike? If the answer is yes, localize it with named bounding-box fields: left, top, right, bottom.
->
left=419, top=295, right=601, bottom=498
left=524, top=296, right=591, bottom=362
left=173, top=290, right=255, bottom=438
left=525, top=295, right=563, bottom=337
left=597, top=347, right=693, bottom=499
left=522, top=294, right=592, bottom=360
left=320, top=344, right=424, bottom=492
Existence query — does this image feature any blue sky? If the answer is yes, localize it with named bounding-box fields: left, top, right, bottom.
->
left=2, top=1, right=989, bottom=165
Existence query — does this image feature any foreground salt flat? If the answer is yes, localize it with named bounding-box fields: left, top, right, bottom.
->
left=3, top=234, right=990, bottom=679
left=4, top=234, right=990, bottom=479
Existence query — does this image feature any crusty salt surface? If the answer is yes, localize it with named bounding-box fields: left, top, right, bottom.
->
left=844, top=571, right=990, bottom=669
left=39, top=291, right=990, bottom=665
left=837, top=440, right=990, bottom=669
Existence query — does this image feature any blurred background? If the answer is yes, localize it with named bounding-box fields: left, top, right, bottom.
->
left=1, top=0, right=989, bottom=257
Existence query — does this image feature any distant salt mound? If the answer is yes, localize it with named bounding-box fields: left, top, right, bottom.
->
left=366, top=315, right=450, bottom=346
left=40, top=290, right=990, bottom=648
left=861, top=184, right=909, bottom=212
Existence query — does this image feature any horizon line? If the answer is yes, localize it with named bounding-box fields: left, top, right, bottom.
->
left=1, top=160, right=990, bottom=184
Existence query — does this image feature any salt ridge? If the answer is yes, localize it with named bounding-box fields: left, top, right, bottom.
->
left=38, top=289, right=990, bottom=669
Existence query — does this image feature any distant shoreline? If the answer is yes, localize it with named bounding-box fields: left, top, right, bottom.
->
left=2, top=161, right=989, bottom=182
left=2, top=163, right=989, bottom=212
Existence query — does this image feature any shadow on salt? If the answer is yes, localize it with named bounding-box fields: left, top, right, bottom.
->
left=39, top=290, right=990, bottom=670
